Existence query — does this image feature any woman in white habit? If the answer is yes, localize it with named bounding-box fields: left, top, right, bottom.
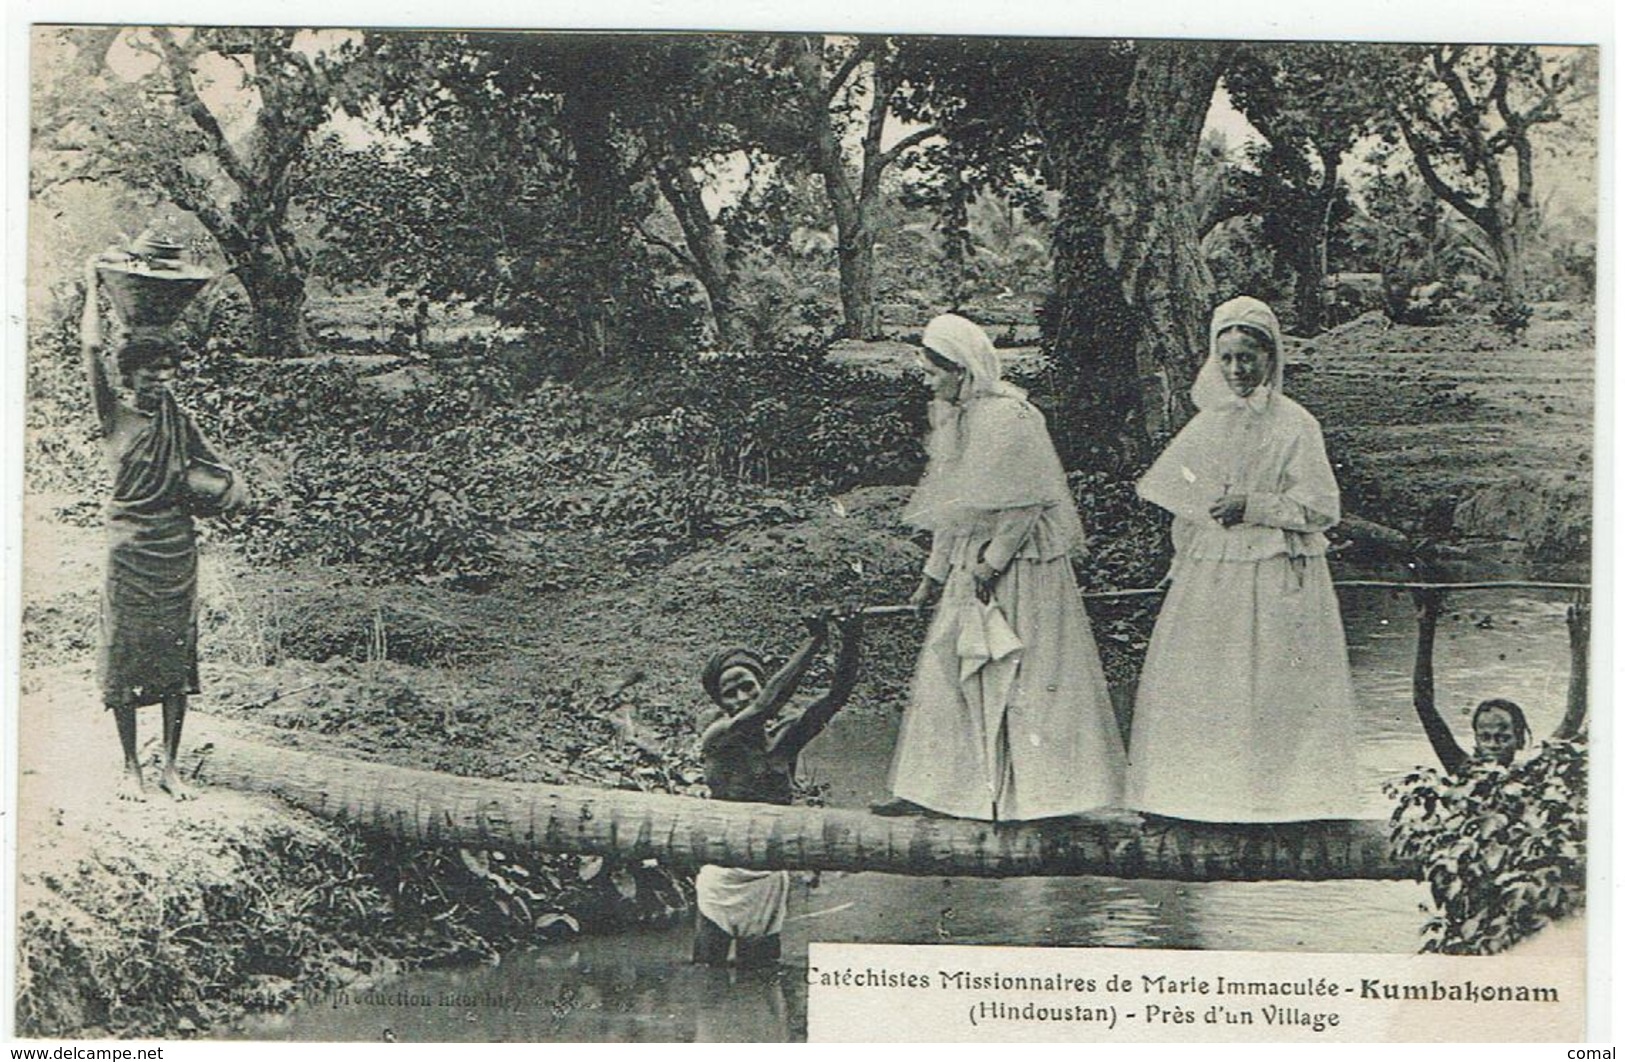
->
left=880, top=313, right=1126, bottom=821
left=1126, top=295, right=1363, bottom=822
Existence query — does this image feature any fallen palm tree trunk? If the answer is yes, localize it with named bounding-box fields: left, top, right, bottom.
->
left=183, top=719, right=1412, bottom=883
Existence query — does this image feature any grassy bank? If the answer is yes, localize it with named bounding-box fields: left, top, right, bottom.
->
left=1291, top=309, right=1594, bottom=561
left=13, top=662, right=693, bottom=1040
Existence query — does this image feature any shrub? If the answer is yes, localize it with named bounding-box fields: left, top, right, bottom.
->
left=1549, top=240, right=1596, bottom=301
left=231, top=448, right=502, bottom=588
left=1385, top=739, right=1586, bottom=954
left=24, top=315, right=103, bottom=503
left=613, top=347, right=927, bottom=492
left=15, top=825, right=688, bottom=1038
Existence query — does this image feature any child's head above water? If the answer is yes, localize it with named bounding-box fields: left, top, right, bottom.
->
left=701, top=647, right=767, bottom=716
left=1471, top=698, right=1531, bottom=766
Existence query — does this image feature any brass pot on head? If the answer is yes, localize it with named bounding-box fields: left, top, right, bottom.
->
left=96, top=225, right=215, bottom=331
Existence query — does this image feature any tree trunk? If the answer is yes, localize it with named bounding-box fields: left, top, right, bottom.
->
left=414, top=297, right=431, bottom=353
left=234, top=254, right=309, bottom=357
left=182, top=717, right=1410, bottom=882
left=838, top=221, right=879, bottom=340
left=1291, top=258, right=1322, bottom=336
left=1289, top=207, right=1328, bottom=336
left=1047, top=41, right=1231, bottom=470
left=1291, top=156, right=1341, bottom=336
left=1499, top=126, right=1541, bottom=306
left=791, top=37, right=889, bottom=341
left=652, top=156, right=747, bottom=348
left=1496, top=201, right=1531, bottom=305
left=560, top=86, right=627, bottom=360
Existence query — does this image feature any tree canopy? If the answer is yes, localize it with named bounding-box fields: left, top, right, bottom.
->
left=31, top=29, right=1598, bottom=455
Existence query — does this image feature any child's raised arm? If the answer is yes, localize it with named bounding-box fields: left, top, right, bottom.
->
left=1410, top=586, right=1468, bottom=773
left=772, top=611, right=864, bottom=757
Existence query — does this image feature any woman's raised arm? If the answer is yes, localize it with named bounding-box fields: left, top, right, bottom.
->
left=80, top=259, right=119, bottom=435
left=1410, top=586, right=1468, bottom=773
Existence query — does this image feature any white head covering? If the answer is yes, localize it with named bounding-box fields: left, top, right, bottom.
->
left=1191, top=296, right=1285, bottom=413
left=921, top=313, right=1025, bottom=403
left=903, top=315, right=1084, bottom=553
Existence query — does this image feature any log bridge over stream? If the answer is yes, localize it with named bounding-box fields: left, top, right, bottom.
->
left=185, top=570, right=1587, bottom=885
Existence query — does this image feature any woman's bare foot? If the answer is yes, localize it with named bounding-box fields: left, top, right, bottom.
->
left=118, top=767, right=148, bottom=803
left=157, top=768, right=193, bottom=802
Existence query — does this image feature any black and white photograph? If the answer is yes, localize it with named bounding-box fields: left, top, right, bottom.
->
left=4, top=3, right=1608, bottom=1046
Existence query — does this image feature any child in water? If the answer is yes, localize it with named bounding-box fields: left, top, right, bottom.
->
left=1410, top=585, right=1587, bottom=772
left=693, top=608, right=863, bottom=968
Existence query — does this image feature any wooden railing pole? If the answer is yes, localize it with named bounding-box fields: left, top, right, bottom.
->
left=860, top=580, right=1590, bottom=613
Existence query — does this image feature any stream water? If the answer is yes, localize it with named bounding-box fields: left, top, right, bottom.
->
left=237, top=566, right=1582, bottom=1042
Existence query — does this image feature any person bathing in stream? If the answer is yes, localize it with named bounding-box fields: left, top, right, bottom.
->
left=1410, top=585, right=1588, bottom=772
left=693, top=608, right=863, bottom=968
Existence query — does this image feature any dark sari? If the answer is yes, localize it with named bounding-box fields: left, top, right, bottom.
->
left=99, top=391, right=205, bottom=708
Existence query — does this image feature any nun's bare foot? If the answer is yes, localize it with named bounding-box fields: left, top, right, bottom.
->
left=118, top=768, right=148, bottom=803
left=158, top=768, right=193, bottom=802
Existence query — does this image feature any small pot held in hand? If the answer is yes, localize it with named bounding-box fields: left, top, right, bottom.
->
left=182, top=460, right=236, bottom=517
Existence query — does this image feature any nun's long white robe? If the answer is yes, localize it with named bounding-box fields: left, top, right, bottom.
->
left=890, top=395, right=1127, bottom=821
left=1126, top=392, right=1363, bottom=822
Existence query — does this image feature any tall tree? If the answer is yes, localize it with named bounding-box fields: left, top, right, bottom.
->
left=313, top=33, right=698, bottom=360
left=1224, top=42, right=1392, bottom=334
left=898, top=37, right=1231, bottom=469
left=617, top=36, right=804, bottom=348
left=780, top=36, right=939, bottom=339
left=34, top=26, right=395, bottom=355
left=1385, top=44, right=1597, bottom=305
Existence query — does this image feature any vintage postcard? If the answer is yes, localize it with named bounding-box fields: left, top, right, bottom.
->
left=4, top=1, right=1609, bottom=1049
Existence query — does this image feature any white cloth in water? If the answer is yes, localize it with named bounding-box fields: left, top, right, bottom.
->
left=695, top=865, right=790, bottom=939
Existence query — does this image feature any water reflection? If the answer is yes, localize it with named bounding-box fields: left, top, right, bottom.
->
left=236, top=928, right=807, bottom=1042
left=241, top=578, right=1576, bottom=1041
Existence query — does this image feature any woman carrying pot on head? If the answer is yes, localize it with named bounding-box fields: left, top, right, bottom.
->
left=81, top=253, right=248, bottom=801
left=875, top=313, right=1126, bottom=822
left=1126, top=295, right=1362, bottom=822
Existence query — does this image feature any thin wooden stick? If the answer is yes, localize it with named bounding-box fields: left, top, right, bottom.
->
left=860, top=579, right=1588, bottom=616
left=1328, top=580, right=1589, bottom=593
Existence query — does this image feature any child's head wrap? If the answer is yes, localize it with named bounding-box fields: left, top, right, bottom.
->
left=701, top=647, right=766, bottom=706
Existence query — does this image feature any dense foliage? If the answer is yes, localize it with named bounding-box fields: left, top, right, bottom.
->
left=21, top=36, right=1599, bottom=999
left=16, top=826, right=686, bottom=1037
left=1386, top=740, right=1587, bottom=955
